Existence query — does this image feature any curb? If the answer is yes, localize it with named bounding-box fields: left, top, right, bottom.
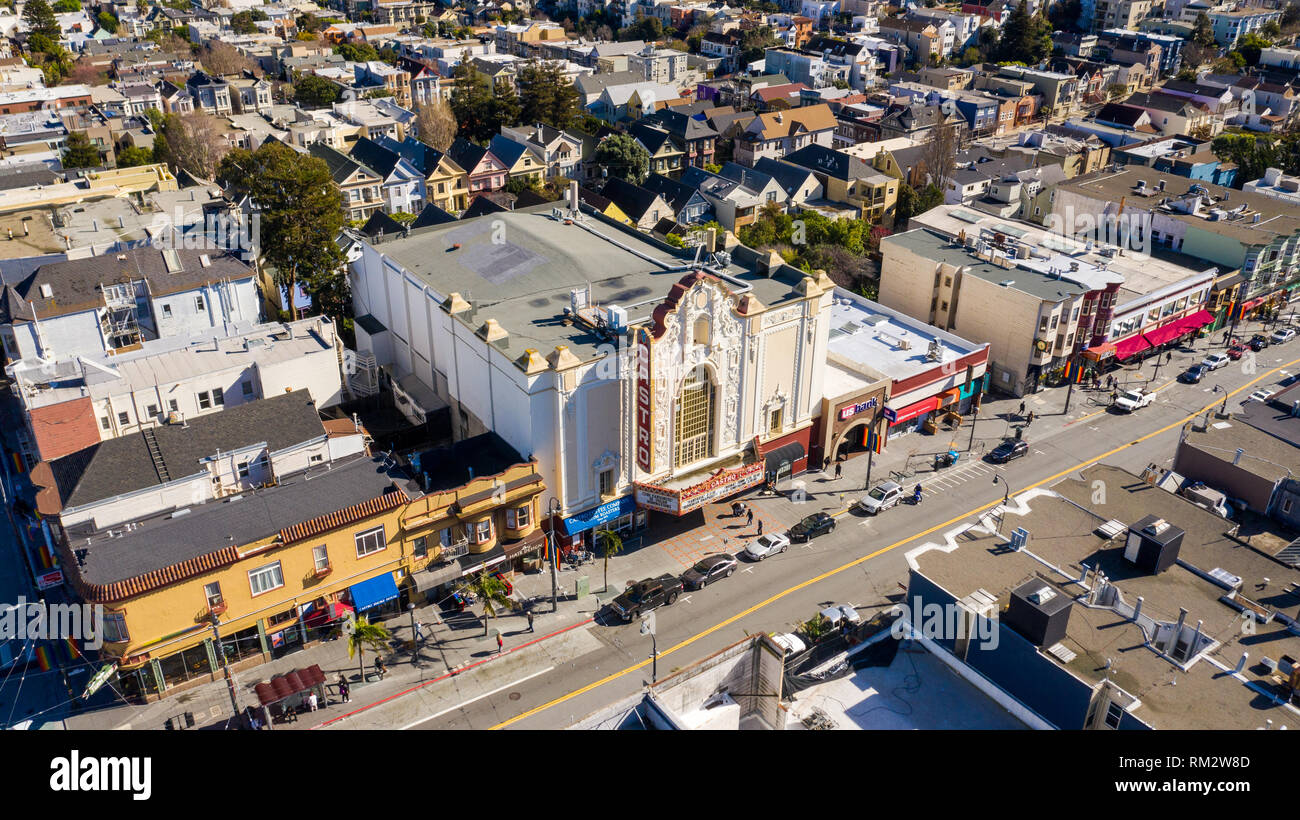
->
left=309, top=615, right=595, bottom=729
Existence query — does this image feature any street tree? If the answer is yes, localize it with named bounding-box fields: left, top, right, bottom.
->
left=464, top=572, right=513, bottom=637
left=593, top=133, right=650, bottom=184
left=595, top=529, right=623, bottom=593
left=217, top=141, right=347, bottom=319
left=346, top=615, right=391, bottom=683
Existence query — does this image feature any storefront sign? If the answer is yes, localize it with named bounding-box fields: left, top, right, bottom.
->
left=635, top=329, right=654, bottom=472
left=35, top=569, right=63, bottom=590
left=635, top=462, right=765, bottom=516
left=563, top=495, right=636, bottom=536
left=838, top=396, right=879, bottom=421
left=882, top=407, right=898, bottom=424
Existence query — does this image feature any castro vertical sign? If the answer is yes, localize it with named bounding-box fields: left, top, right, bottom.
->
left=635, top=328, right=654, bottom=472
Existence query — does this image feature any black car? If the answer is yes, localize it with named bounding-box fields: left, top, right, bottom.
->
left=789, top=512, right=836, bottom=542
left=1250, top=334, right=1270, bottom=351
left=1179, top=364, right=1207, bottom=384
left=987, top=439, right=1029, bottom=464
left=681, top=553, right=738, bottom=589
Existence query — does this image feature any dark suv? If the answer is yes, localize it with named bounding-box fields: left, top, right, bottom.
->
left=1250, top=334, right=1270, bottom=351
left=789, top=512, right=836, bottom=542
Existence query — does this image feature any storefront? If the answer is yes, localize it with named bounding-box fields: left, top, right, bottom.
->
left=558, top=495, right=647, bottom=550
left=636, top=460, right=766, bottom=516
left=819, top=384, right=889, bottom=463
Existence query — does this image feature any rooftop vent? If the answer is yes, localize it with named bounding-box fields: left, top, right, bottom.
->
left=1027, top=586, right=1056, bottom=605
left=39, top=283, right=52, bottom=298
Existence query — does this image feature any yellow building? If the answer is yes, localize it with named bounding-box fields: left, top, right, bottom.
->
left=58, top=433, right=545, bottom=701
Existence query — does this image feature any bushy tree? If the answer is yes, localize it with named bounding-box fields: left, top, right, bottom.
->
left=51, top=0, right=78, bottom=12
left=294, top=73, right=341, bottom=108
left=1192, top=13, right=1217, bottom=47
left=336, top=41, right=379, bottom=62
left=23, top=0, right=59, bottom=43
left=415, top=99, right=457, bottom=152
left=152, top=111, right=231, bottom=179
left=62, top=131, right=101, bottom=169
left=115, top=145, right=154, bottom=168
left=990, top=0, right=1052, bottom=65
left=515, top=61, right=581, bottom=129
left=217, top=141, right=347, bottom=319
left=593, top=133, right=650, bottom=184
left=96, top=11, right=117, bottom=32
left=449, top=63, right=519, bottom=143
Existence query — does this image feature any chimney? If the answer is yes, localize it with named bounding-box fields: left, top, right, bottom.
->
left=1235, top=651, right=1248, bottom=674
left=569, top=179, right=578, bottom=214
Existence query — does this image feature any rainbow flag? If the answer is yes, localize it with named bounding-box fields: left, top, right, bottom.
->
left=64, top=637, right=82, bottom=661
left=35, top=646, right=52, bottom=672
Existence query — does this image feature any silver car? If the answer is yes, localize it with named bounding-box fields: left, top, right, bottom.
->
left=743, top=533, right=791, bottom=560
left=856, top=481, right=903, bottom=515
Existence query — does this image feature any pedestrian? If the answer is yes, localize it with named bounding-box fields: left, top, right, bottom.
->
left=1018, top=400, right=1026, bottom=418
left=414, top=621, right=425, bottom=643
left=527, top=610, right=535, bottom=633
left=1111, top=389, right=1118, bottom=403
left=338, top=676, right=350, bottom=703
left=823, top=456, right=831, bottom=473
left=374, top=657, right=386, bottom=680
left=308, top=692, right=318, bottom=712
left=250, top=714, right=262, bottom=731
left=756, top=519, right=764, bottom=536
left=1026, top=410, right=1034, bottom=425
left=834, top=462, right=843, bottom=479
left=746, top=508, right=753, bottom=526
left=496, top=633, right=504, bottom=653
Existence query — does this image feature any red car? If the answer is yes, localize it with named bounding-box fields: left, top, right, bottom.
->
left=492, top=571, right=513, bottom=596
left=1227, top=344, right=1247, bottom=360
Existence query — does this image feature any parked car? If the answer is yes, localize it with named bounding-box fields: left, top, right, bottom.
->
left=1272, top=327, right=1296, bottom=344
left=608, top=574, right=683, bottom=622
left=680, top=553, right=738, bottom=589
left=1250, top=334, right=1270, bottom=351
left=1226, top=344, right=1247, bottom=360
left=769, top=632, right=806, bottom=656
left=1179, top=364, right=1207, bottom=384
left=856, top=481, right=903, bottom=515
left=743, top=532, right=791, bottom=561
left=1202, top=353, right=1231, bottom=370
left=1244, top=389, right=1275, bottom=404
left=819, top=604, right=861, bottom=628
left=987, top=439, right=1029, bottom=464
left=789, top=512, right=836, bottom=542
left=1113, top=388, right=1156, bottom=412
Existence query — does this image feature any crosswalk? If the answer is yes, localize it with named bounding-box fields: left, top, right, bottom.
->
left=919, top=459, right=1006, bottom=491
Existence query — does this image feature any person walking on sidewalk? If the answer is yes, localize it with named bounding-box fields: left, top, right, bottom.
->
left=414, top=621, right=425, bottom=643
left=527, top=611, right=534, bottom=633
left=338, top=676, right=350, bottom=703
left=1018, top=401, right=1026, bottom=418
left=756, top=519, right=764, bottom=536
left=496, top=633, right=504, bottom=653
left=1025, top=410, right=1034, bottom=425
left=834, top=462, right=843, bottom=479
left=307, top=692, right=318, bottom=712
left=746, top=508, right=754, bottom=526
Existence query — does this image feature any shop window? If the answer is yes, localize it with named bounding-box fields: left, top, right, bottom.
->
left=248, top=560, right=284, bottom=596
left=267, top=607, right=297, bottom=629
left=355, top=526, right=386, bottom=558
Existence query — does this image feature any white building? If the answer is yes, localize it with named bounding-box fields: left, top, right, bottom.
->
left=1242, top=167, right=1300, bottom=206
left=347, top=196, right=834, bottom=541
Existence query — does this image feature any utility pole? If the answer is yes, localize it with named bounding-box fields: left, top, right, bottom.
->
left=209, top=615, right=242, bottom=729
left=547, top=497, right=561, bottom=614
left=993, top=474, right=1013, bottom=535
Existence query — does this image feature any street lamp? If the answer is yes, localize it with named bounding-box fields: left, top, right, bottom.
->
left=640, top=611, right=657, bottom=684
left=408, top=602, right=417, bottom=648
left=547, top=497, right=561, bottom=614
left=992, top=474, right=1014, bottom=535
left=209, top=613, right=242, bottom=729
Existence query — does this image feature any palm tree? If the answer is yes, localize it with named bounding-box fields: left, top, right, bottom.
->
left=465, top=572, right=513, bottom=637
left=595, top=528, right=623, bottom=593
left=347, top=615, right=392, bottom=682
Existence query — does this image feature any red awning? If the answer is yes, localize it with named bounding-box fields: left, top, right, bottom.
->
left=1113, top=334, right=1151, bottom=360
left=1083, top=342, right=1115, bottom=362
left=887, top=395, right=940, bottom=426
left=1142, top=310, right=1217, bottom=348
left=303, top=601, right=352, bottom=627
left=1183, top=309, right=1214, bottom=328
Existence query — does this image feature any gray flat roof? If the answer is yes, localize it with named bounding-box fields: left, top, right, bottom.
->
left=365, top=206, right=812, bottom=358
left=73, top=453, right=411, bottom=587
left=885, top=229, right=1088, bottom=303
left=910, top=471, right=1300, bottom=730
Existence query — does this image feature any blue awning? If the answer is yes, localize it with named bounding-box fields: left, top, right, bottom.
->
left=562, top=496, right=636, bottom=536
left=350, top=573, right=400, bottom=612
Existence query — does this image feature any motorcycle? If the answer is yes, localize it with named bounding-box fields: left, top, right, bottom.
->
left=911, top=486, right=923, bottom=505
left=934, top=449, right=960, bottom=470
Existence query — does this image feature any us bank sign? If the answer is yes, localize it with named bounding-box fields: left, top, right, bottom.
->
left=838, top=396, right=879, bottom=421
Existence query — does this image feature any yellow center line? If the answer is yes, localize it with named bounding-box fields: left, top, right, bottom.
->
left=488, top=357, right=1300, bottom=730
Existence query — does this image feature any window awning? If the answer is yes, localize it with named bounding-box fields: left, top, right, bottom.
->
left=764, top=441, right=805, bottom=473
left=349, top=572, right=400, bottom=612
left=1083, top=342, right=1116, bottom=362
left=886, top=395, right=940, bottom=426
left=1141, top=310, right=1215, bottom=348
left=561, top=496, right=636, bottom=537
left=1113, top=333, right=1151, bottom=360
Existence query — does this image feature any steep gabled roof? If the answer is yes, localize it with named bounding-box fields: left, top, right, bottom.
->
left=600, top=176, right=664, bottom=221
left=360, top=210, right=405, bottom=238
left=462, top=195, right=508, bottom=219
left=412, top=202, right=457, bottom=228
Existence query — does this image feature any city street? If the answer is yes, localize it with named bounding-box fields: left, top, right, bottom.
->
left=313, top=318, right=1300, bottom=731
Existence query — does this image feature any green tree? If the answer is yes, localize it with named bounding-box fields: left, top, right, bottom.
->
left=595, top=529, right=623, bottom=593
left=515, top=61, right=581, bottom=129
left=230, top=10, right=259, bottom=34
left=96, top=11, right=118, bottom=32
left=336, top=41, right=379, bottom=62
left=464, top=572, right=513, bottom=637
left=23, top=0, right=59, bottom=41
left=62, top=131, right=101, bottom=168
left=1192, top=13, right=1217, bottom=47
left=115, top=145, right=154, bottom=167
left=618, top=15, right=663, bottom=42
left=895, top=182, right=944, bottom=225
left=345, top=615, right=391, bottom=683
left=296, top=12, right=323, bottom=33
left=593, top=133, right=650, bottom=184
left=738, top=25, right=778, bottom=65
left=1233, top=32, right=1272, bottom=66
left=799, top=613, right=832, bottom=642
left=51, top=0, right=78, bottom=12
left=1047, top=0, right=1082, bottom=32
left=990, top=0, right=1052, bottom=64
left=294, top=74, right=341, bottom=107
left=449, top=62, right=519, bottom=142
left=217, top=141, right=347, bottom=319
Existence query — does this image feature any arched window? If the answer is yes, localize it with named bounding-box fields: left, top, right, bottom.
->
left=674, top=368, right=716, bottom=468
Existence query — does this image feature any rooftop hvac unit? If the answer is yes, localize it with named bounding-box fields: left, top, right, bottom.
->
left=1004, top=578, right=1073, bottom=648
left=1123, top=514, right=1183, bottom=574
